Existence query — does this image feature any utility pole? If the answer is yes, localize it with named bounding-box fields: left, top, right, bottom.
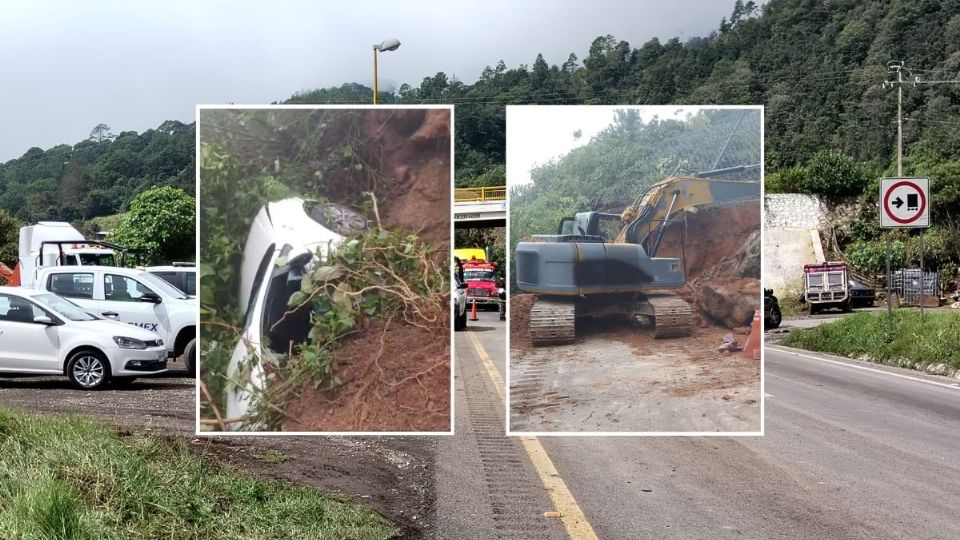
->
left=883, top=62, right=908, bottom=326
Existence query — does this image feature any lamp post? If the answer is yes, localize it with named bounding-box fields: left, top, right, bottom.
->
left=372, top=38, right=401, bottom=104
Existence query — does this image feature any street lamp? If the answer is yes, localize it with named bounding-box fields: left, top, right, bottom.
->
left=372, top=38, right=401, bottom=105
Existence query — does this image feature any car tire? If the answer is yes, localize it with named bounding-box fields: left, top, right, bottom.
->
left=455, top=306, right=467, bottom=331
left=767, top=307, right=782, bottom=329
left=66, top=350, right=111, bottom=390
left=184, top=338, right=197, bottom=377
left=809, top=304, right=819, bottom=316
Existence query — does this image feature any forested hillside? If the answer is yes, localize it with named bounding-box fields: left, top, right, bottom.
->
left=0, top=120, right=194, bottom=224
left=291, top=0, right=960, bottom=192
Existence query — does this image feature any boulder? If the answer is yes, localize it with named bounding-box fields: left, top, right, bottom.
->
left=699, top=279, right=760, bottom=329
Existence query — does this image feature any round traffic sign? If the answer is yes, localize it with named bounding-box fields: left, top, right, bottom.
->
left=882, top=180, right=926, bottom=225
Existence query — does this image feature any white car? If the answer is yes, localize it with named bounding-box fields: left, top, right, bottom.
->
left=225, top=198, right=367, bottom=422
left=35, top=266, right=197, bottom=376
left=0, top=287, right=167, bottom=389
left=144, top=265, right=196, bottom=296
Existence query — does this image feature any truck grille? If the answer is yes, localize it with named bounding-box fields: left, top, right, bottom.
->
left=469, top=288, right=490, bottom=297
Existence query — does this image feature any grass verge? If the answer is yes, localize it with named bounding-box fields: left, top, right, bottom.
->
left=0, top=407, right=395, bottom=540
left=783, top=311, right=960, bottom=373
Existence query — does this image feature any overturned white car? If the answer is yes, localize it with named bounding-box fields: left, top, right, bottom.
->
left=225, top=198, right=367, bottom=423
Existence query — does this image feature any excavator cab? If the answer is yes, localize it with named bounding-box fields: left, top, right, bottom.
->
left=557, top=212, right=622, bottom=241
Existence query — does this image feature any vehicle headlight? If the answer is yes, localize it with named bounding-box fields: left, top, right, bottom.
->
left=113, top=336, right=147, bottom=349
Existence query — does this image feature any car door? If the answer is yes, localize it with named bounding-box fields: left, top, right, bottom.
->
left=100, top=273, right=168, bottom=337
left=0, top=293, right=60, bottom=373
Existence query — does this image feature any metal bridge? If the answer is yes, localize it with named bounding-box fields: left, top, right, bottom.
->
left=454, top=186, right=506, bottom=228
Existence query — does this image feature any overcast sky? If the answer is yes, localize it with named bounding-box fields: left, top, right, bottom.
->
left=0, top=0, right=735, bottom=162
left=507, top=106, right=700, bottom=187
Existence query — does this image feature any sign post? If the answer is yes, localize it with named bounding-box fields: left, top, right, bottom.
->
left=879, top=177, right=931, bottom=320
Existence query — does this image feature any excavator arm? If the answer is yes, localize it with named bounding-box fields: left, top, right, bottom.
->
left=612, top=175, right=760, bottom=253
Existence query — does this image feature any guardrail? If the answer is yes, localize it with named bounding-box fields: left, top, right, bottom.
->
left=454, top=186, right=506, bottom=203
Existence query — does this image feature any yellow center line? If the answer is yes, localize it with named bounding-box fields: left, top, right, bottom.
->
left=465, top=330, right=599, bottom=540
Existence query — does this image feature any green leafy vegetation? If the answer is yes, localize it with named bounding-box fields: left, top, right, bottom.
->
left=0, top=407, right=395, bottom=539
left=108, top=186, right=196, bottom=265
left=242, top=225, right=446, bottom=428
left=784, top=312, right=960, bottom=371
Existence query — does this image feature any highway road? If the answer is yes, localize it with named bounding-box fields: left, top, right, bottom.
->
left=445, top=314, right=960, bottom=539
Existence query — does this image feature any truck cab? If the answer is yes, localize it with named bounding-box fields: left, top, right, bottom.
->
left=34, top=266, right=197, bottom=374
left=17, top=222, right=123, bottom=287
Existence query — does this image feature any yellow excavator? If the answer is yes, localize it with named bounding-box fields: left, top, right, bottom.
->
left=514, top=167, right=760, bottom=345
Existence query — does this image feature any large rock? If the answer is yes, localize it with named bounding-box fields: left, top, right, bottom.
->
left=699, top=279, right=759, bottom=329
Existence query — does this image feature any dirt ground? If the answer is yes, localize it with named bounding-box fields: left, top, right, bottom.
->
left=510, top=318, right=760, bottom=432
left=280, top=109, right=452, bottom=432
left=0, top=357, right=435, bottom=539
left=285, top=320, right=450, bottom=432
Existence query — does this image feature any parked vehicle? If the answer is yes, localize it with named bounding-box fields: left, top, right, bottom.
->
left=803, top=261, right=851, bottom=315
left=453, top=257, right=468, bottom=331
left=35, top=266, right=197, bottom=375
left=848, top=279, right=875, bottom=308
left=0, top=287, right=167, bottom=389
left=454, top=248, right=501, bottom=311
left=225, top=198, right=367, bottom=422
left=763, top=288, right=781, bottom=328
left=145, top=264, right=196, bottom=296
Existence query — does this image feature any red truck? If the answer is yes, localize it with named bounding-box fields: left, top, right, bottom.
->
left=804, top=261, right=851, bottom=315
left=462, top=256, right=501, bottom=310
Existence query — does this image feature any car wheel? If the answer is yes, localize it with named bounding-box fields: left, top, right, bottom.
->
left=67, top=350, right=111, bottom=390
left=768, top=307, right=782, bottom=328
left=184, top=338, right=197, bottom=377
left=809, top=304, right=819, bottom=316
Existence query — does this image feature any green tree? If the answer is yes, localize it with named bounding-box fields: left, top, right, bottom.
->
left=108, top=186, right=196, bottom=265
left=0, top=209, right=21, bottom=267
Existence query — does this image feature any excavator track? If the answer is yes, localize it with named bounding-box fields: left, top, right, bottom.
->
left=529, top=298, right=575, bottom=346
left=643, top=292, right=695, bottom=338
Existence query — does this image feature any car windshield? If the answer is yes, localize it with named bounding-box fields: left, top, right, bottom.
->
left=32, top=293, right=97, bottom=321
left=464, top=270, right=494, bottom=281
left=138, top=272, right=190, bottom=299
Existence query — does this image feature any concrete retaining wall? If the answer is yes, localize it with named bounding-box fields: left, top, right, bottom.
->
left=763, top=194, right=827, bottom=294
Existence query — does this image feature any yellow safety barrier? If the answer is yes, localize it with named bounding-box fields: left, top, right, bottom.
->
left=454, top=186, right=506, bottom=203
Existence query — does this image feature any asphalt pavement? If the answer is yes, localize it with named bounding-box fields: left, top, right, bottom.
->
left=438, top=312, right=960, bottom=539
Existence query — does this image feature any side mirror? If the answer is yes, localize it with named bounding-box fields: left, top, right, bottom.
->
left=139, top=292, right=162, bottom=304
left=33, top=315, right=56, bottom=326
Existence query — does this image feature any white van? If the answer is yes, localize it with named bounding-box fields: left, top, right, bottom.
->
left=35, top=266, right=197, bottom=375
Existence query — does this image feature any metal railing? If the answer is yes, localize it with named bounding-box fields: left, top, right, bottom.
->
left=455, top=186, right=506, bottom=203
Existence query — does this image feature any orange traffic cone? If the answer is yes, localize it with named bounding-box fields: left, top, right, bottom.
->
left=742, top=309, right=761, bottom=360
left=470, top=299, right=479, bottom=321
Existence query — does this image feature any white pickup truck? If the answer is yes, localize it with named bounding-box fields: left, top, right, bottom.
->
left=34, top=266, right=197, bottom=375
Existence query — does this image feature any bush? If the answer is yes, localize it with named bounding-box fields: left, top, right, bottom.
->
left=801, top=150, right=868, bottom=199
left=784, top=312, right=960, bottom=370
left=764, top=165, right=807, bottom=193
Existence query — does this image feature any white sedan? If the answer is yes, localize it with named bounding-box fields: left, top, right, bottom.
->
left=0, top=286, right=167, bottom=389
left=226, top=198, right=367, bottom=423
